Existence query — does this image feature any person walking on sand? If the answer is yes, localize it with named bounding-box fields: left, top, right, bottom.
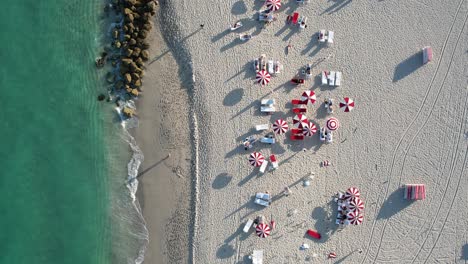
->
left=283, top=186, right=292, bottom=197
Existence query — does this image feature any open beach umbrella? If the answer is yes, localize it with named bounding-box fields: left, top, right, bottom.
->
left=346, top=211, right=364, bottom=225
left=248, top=152, right=265, bottom=167
left=273, top=119, right=288, bottom=135
left=256, top=70, right=271, bottom=86
left=300, top=90, right=317, bottom=105
left=344, top=187, right=361, bottom=201
left=256, top=223, right=271, bottom=238
left=348, top=197, right=365, bottom=212
left=293, top=114, right=308, bottom=128
left=326, top=117, right=339, bottom=131
left=302, top=121, right=317, bottom=136
left=266, top=0, right=281, bottom=11
left=339, top=97, right=355, bottom=112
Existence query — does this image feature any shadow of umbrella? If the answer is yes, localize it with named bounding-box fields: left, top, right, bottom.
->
left=212, top=173, right=233, bottom=189
left=216, top=243, right=236, bottom=259
left=393, top=51, right=424, bottom=82
left=232, top=0, right=247, bottom=14
left=223, top=88, right=244, bottom=106
left=377, top=188, right=415, bottom=219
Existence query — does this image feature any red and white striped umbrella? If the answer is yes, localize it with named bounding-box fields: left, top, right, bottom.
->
left=302, top=121, right=317, bottom=136
left=300, top=90, right=316, bottom=105
left=346, top=211, right=364, bottom=225
left=256, top=70, right=271, bottom=86
left=256, top=223, right=271, bottom=238
left=344, top=187, right=361, bottom=201
left=266, top=0, right=281, bottom=11
left=273, top=119, right=288, bottom=134
left=339, top=97, right=355, bottom=112
left=293, top=114, right=308, bottom=128
left=348, top=197, right=365, bottom=212
left=248, top=152, right=265, bottom=167
left=326, top=117, right=339, bottom=131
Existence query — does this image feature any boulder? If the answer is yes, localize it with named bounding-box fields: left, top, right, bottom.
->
left=126, top=13, right=134, bottom=22
left=112, top=29, right=119, bottom=39
left=125, top=48, right=133, bottom=57
left=97, top=94, right=106, bottom=101
left=124, top=73, right=132, bottom=83
left=135, top=57, right=144, bottom=67
left=115, top=81, right=124, bottom=90
left=123, top=8, right=132, bottom=15
left=114, top=41, right=121, bottom=48
left=132, top=32, right=139, bottom=39
left=106, top=72, right=115, bottom=83
left=131, top=89, right=139, bottom=96
left=143, top=22, right=152, bottom=30
left=139, top=30, right=148, bottom=38
left=134, top=79, right=142, bottom=87
left=125, top=0, right=137, bottom=6
left=124, top=34, right=131, bottom=41
left=147, top=1, right=157, bottom=12
left=131, top=72, right=140, bottom=81
left=141, top=50, right=149, bottom=61
left=133, top=47, right=141, bottom=57
left=121, top=58, right=133, bottom=65
left=129, top=38, right=137, bottom=46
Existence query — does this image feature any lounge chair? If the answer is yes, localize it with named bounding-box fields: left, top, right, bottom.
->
left=335, top=71, right=342, bottom=86
left=290, top=134, right=304, bottom=140
left=291, top=128, right=303, bottom=135
left=250, top=250, right=263, bottom=264
left=260, top=137, right=275, bottom=144
left=259, top=160, right=269, bottom=173
left=327, top=31, right=334, bottom=44
left=261, top=99, right=275, bottom=106
left=328, top=71, right=336, bottom=86
left=255, top=124, right=269, bottom=131
left=260, top=106, right=275, bottom=113
left=254, top=192, right=271, bottom=206
left=319, top=127, right=326, bottom=141
left=291, top=12, right=299, bottom=24
left=291, top=99, right=305, bottom=105
left=243, top=219, right=254, bottom=233
left=319, top=30, right=326, bottom=42
left=291, top=77, right=305, bottom=85
left=404, top=184, right=426, bottom=200
left=326, top=130, right=333, bottom=143
left=267, top=60, right=274, bottom=74
left=253, top=58, right=260, bottom=72
left=321, top=71, right=328, bottom=85
left=307, top=229, right=321, bottom=239
left=293, top=108, right=307, bottom=113
left=299, top=16, right=307, bottom=29
left=254, top=198, right=269, bottom=206
left=270, top=155, right=278, bottom=169
left=423, top=46, right=432, bottom=64
left=274, top=61, right=282, bottom=74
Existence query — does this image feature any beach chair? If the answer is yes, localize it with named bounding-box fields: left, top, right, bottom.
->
left=291, top=99, right=305, bottom=105
left=243, top=219, right=254, bottom=233
left=267, top=60, right=274, bottom=74
left=293, top=108, right=307, bottom=113
left=327, top=31, right=334, bottom=44
left=291, top=128, right=303, bottom=135
left=290, top=134, right=304, bottom=140
left=328, top=71, right=336, bottom=86
left=254, top=198, right=269, bottom=206
left=423, top=46, right=432, bottom=64
left=335, top=72, right=342, bottom=86
left=270, top=155, right=278, bottom=169
left=291, top=78, right=305, bottom=85
left=319, top=30, right=327, bottom=42
left=306, top=229, right=321, bottom=239
left=260, top=137, right=275, bottom=144
left=319, top=127, right=326, bottom=141
left=321, top=71, right=328, bottom=85
left=299, top=16, right=307, bottom=29
left=250, top=250, right=263, bottom=264
left=255, top=124, right=269, bottom=131
left=261, top=99, right=275, bottom=106
left=292, top=12, right=299, bottom=24
left=326, top=131, right=333, bottom=143
left=274, top=61, right=282, bottom=74
left=259, top=160, right=268, bottom=173
left=260, top=106, right=275, bottom=113
left=404, top=184, right=426, bottom=200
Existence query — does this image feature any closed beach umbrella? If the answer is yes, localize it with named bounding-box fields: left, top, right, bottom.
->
left=249, top=152, right=265, bottom=167
left=301, top=90, right=316, bottom=105
left=348, top=197, right=365, bottom=212
left=302, top=121, right=317, bottom=136
left=256, top=70, right=271, bottom=86
left=339, top=97, right=355, bottom=112
left=344, top=187, right=361, bottom=200
left=273, top=119, right=288, bottom=134
left=293, top=114, right=308, bottom=128
left=326, top=117, right=340, bottom=131
left=346, top=211, right=364, bottom=225
left=266, top=0, right=281, bottom=11
left=256, top=223, right=271, bottom=238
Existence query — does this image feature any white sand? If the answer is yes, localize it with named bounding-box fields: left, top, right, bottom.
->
left=150, top=0, right=468, bottom=263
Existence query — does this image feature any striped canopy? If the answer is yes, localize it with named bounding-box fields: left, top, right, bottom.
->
left=256, top=70, right=271, bottom=86
left=301, top=90, right=317, bottom=105
left=256, top=223, right=271, bottom=238
left=248, top=152, right=265, bottom=167
left=266, top=0, right=281, bottom=11
left=339, top=97, right=355, bottom=112
left=273, top=119, right=288, bottom=134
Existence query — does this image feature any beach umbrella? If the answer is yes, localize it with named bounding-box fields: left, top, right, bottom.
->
left=346, top=211, right=364, bottom=225
left=348, top=197, right=365, bottom=212
left=273, top=119, right=288, bottom=134
left=256, top=70, right=271, bottom=86
left=344, top=187, right=361, bottom=201
left=302, top=121, right=317, bottom=136
left=293, top=114, right=308, bottom=128
left=328, top=252, right=337, bottom=259
left=339, top=97, right=355, bottom=112
left=248, top=152, right=265, bottom=167
left=300, top=90, right=317, bottom=105
left=326, top=117, right=340, bottom=131
left=256, top=223, right=271, bottom=238
left=266, top=0, right=281, bottom=11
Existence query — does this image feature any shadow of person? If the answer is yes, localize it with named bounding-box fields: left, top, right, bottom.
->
left=223, top=88, right=244, bottom=106
left=212, top=173, right=233, bottom=189
left=216, top=243, right=236, bottom=259
left=393, top=51, right=424, bottom=82
left=315, top=102, right=329, bottom=119
left=377, top=188, right=415, bottom=219
left=301, top=32, right=322, bottom=56
left=231, top=0, right=247, bottom=15
left=321, top=0, right=353, bottom=15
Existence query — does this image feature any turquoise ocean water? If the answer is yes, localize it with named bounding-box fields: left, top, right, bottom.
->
left=0, top=1, right=147, bottom=263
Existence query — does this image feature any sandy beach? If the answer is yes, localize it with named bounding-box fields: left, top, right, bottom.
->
left=138, top=0, right=467, bottom=263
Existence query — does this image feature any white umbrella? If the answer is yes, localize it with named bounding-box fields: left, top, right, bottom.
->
left=256, top=70, right=271, bottom=86
left=293, top=114, right=308, bottom=128
left=266, top=0, right=281, bottom=11
left=273, top=119, right=288, bottom=135
left=326, top=117, right=339, bottom=131
left=248, top=152, right=265, bottom=167
left=339, top=97, right=355, bottom=112
left=301, top=90, right=317, bottom=105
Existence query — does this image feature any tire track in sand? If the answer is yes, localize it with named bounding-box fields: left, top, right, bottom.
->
left=360, top=1, right=466, bottom=262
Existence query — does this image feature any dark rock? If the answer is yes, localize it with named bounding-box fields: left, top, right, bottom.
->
left=124, top=34, right=131, bottom=41
left=126, top=13, right=134, bottom=22
left=123, top=8, right=133, bottom=15
left=133, top=47, right=141, bottom=57
left=106, top=72, right=115, bottom=83
left=124, top=73, right=132, bottom=83
left=121, top=58, right=133, bottom=65
left=125, top=48, right=133, bottom=56
left=129, top=38, right=137, bottom=45
left=112, top=29, right=119, bottom=39
left=141, top=50, right=149, bottom=61
left=131, top=72, right=140, bottom=81
left=114, top=41, right=121, bottom=48
left=97, top=94, right=106, bottom=101
left=143, top=22, right=152, bottom=30
left=135, top=57, right=144, bottom=67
